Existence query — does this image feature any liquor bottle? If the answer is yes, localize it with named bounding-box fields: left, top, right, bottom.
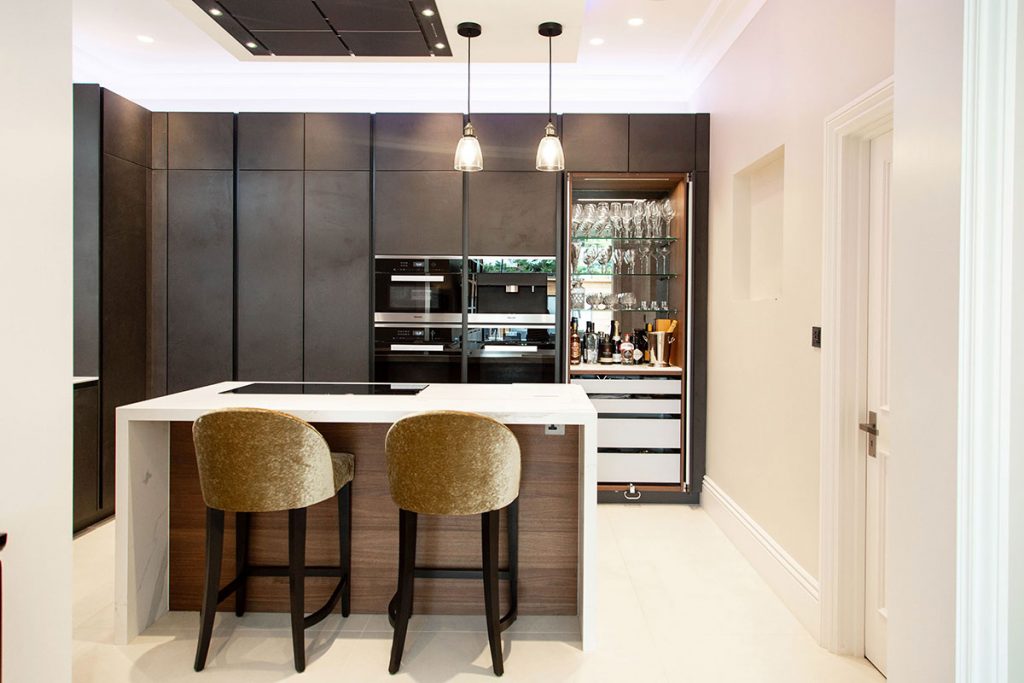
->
left=585, top=322, right=599, bottom=364
left=569, top=318, right=582, bottom=365
left=644, top=322, right=654, bottom=363
left=634, top=327, right=648, bottom=365
left=598, top=333, right=614, bottom=364
left=619, top=333, right=635, bottom=366
left=611, top=320, right=622, bottom=363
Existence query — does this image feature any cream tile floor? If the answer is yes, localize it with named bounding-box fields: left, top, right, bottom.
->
left=73, top=506, right=883, bottom=682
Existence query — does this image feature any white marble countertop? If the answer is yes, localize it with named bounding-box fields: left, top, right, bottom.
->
left=116, top=381, right=596, bottom=425
left=73, top=376, right=99, bottom=385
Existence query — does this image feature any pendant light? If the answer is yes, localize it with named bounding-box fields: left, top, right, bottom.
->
left=454, top=22, right=483, bottom=172
left=536, top=22, right=565, bottom=172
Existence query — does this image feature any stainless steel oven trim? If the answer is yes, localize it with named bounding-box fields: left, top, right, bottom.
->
left=374, top=255, right=462, bottom=260
left=375, top=312, right=463, bottom=324
left=390, top=344, right=445, bottom=352
left=389, top=274, right=445, bottom=282
left=468, top=313, right=557, bottom=325
left=481, top=345, right=539, bottom=353
left=467, top=323, right=555, bottom=330
left=374, top=322, right=462, bottom=329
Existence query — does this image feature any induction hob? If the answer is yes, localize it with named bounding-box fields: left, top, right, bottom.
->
left=222, top=382, right=428, bottom=396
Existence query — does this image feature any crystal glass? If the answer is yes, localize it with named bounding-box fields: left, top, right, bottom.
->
left=571, top=203, right=584, bottom=238
left=637, top=239, right=653, bottom=274
left=661, top=198, right=675, bottom=235
left=585, top=293, right=601, bottom=310
left=621, top=292, right=637, bottom=310
left=609, top=202, right=623, bottom=238
left=580, top=203, right=596, bottom=238
left=647, top=201, right=663, bottom=238
left=621, top=203, right=634, bottom=238
left=595, top=202, right=611, bottom=237
left=632, top=201, right=646, bottom=238
left=602, top=293, right=617, bottom=310
left=623, top=244, right=636, bottom=275
left=570, top=279, right=586, bottom=309
left=656, top=241, right=673, bottom=274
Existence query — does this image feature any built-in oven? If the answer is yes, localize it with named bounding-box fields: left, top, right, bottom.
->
left=466, top=323, right=557, bottom=384
left=375, top=257, right=462, bottom=323
left=374, top=323, right=462, bottom=384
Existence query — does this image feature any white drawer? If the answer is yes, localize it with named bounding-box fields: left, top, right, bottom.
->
left=598, top=451, right=681, bottom=484
left=572, top=378, right=682, bottom=396
left=598, top=418, right=681, bottom=449
left=590, top=398, right=680, bottom=415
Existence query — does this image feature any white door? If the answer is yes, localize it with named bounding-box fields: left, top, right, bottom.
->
left=863, top=129, right=893, bottom=675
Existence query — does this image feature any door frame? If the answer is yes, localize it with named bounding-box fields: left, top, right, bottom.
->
left=819, top=77, right=894, bottom=655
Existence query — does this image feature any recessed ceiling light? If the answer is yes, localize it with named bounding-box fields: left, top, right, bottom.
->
left=589, top=37, right=605, bottom=46
left=435, top=42, right=446, bottom=49
left=421, top=8, right=435, bottom=17
left=136, top=35, right=155, bottom=43
left=209, top=8, right=223, bottom=16
left=628, top=17, right=644, bottom=26
left=245, top=41, right=258, bottom=49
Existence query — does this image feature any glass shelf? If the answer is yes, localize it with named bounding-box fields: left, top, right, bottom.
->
left=572, top=308, right=678, bottom=315
left=572, top=236, right=678, bottom=243
left=572, top=271, right=678, bottom=278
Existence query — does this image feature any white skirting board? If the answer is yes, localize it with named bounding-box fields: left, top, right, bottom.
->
left=702, top=477, right=821, bottom=641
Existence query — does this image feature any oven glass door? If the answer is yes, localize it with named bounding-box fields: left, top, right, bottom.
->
left=374, top=325, right=463, bottom=384
left=466, top=325, right=556, bottom=384
left=375, top=273, right=462, bottom=316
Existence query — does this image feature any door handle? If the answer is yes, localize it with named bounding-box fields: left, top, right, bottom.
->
left=859, top=411, right=878, bottom=457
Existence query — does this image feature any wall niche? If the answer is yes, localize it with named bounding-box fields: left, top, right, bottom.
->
left=732, top=146, right=784, bottom=301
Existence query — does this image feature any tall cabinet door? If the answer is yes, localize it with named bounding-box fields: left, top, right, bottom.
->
left=374, top=171, right=462, bottom=256
left=467, top=172, right=559, bottom=256
left=167, top=171, right=234, bottom=393
left=236, top=171, right=305, bottom=380
left=628, top=114, right=697, bottom=172
left=562, top=114, right=628, bottom=172
left=304, top=171, right=371, bottom=381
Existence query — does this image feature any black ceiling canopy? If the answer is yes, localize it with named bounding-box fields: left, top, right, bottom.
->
left=194, top=0, right=452, bottom=57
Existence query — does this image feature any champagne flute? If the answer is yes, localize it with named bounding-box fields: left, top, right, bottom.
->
left=621, top=202, right=634, bottom=238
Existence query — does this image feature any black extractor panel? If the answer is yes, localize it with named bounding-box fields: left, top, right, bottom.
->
left=194, top=0, right=452, bottom=57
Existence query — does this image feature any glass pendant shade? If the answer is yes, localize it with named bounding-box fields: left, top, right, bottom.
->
left=454, top=122, right=483, bottom=172
left=536, top=122, right=565, bottom=172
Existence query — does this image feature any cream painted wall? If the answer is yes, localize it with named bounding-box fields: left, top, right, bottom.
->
left=886, top=0, right=962, bottom=680
left=0, top=2, right=74, bottom=681
left=690, top=0, right=894, bottom=577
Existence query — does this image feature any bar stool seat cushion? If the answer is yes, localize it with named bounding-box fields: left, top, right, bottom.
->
left=330, top=452, right=355, bottom=490
left=385, top=410, right=521, bottom=516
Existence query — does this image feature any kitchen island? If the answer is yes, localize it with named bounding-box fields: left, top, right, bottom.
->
left=114, top=381, right=599, bottom=649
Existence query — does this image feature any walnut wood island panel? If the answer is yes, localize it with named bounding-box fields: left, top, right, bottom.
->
left=115, top=381, right=599, bottom=650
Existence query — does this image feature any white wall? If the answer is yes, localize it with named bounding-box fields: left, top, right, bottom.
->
left=887, top=0, right=962, bottom=680
left=0, top=2, right=74, bottom=681
left=690, top=0, right=894, bottom=577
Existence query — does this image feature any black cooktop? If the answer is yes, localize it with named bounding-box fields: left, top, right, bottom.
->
left=222, top=383, right=428, bottom=396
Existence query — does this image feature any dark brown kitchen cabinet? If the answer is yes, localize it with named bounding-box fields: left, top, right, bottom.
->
left=467, top=172, right=559, bottom=257
left=562, top=114, right=629, bottom=172
left=696, top=113, right=710, bottom=172
left=167, top=170, right=234, bottom=392
left=73, top=381, right=101, bottom=533
left=374, top=113, right=463, bottom=170
left=73, top=84, right=101, bottom=378
left=236, top=171, right=305, bottom=381
left=466, top=114, right=552, bottom=172
left=374, top=171, right=462, bottom=256
left=167, top=113, right=234, bottom=170
left=628, top=114, right=697, bottom=172
left=103, top=89, right=151, bottom=167
left=100, top=154, right=149, bottom=514
left=304, top=113, right=371, bottom=170
left=237, top=113, right=304, bottom=170
left=304, top=171, right=371, bottom=381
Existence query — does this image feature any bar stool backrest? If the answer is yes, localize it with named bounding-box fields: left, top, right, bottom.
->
left=193, top=408, right=335, bottom=513
left=385, top=410, right=521, bottom=516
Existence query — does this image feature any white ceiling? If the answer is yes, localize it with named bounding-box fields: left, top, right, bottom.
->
left=72, top=0, right=765, bottom=112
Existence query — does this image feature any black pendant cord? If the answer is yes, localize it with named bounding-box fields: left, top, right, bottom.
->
left=547, top=35, right=553, bottom=124
left=467, top=34, right=472, bottom=123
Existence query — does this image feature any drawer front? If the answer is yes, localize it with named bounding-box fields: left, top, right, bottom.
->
left=598, top=418, right=681, bottom=449
left=590, top=398, right=680, bottom=415
left=572, top=378, right=682, bottom=395
left=598, top=451, right=680, bottom=484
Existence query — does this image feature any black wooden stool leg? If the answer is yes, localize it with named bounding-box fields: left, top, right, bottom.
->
left=194, top=507, right=224, bottom=672
left=507, top=498, right=519, bottom=620
left=235, top=511, right=250, bottom=617
left=338, top=483, right=352, bottom=617
left=389, top=509, right=417, bottom=674
left=289, top=508, right=308, bottom=673
left=482, top=510, right=504, bottom=676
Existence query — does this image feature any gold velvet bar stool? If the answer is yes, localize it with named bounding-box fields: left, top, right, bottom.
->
left=384, top=410, right=521, bottom=676
left=191, top=408, right=354, bottom=673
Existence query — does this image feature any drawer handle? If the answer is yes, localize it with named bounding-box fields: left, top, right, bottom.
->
left=624, top=485, right=642, bottom=501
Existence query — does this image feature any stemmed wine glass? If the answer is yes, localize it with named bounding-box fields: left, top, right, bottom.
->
left=647, top=201, right=663, bottom=238
left=571, top=203, right=584, bottom=238
left=621, top=203, right=634, bottom=238
left=580, top=203, right=596, bottom=238
left=632, top=201, right=645, bottom=238
left=637, top=239, right=653, bottom=274
left=595, top=202, right=611, bottom=238
left=661, top=198, right=675, bottom=236
left=609, top=202, right=623, bottom=238
left=623, top=243, right=636, bottom=275
left=656, top=241, right=673, bottom=274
